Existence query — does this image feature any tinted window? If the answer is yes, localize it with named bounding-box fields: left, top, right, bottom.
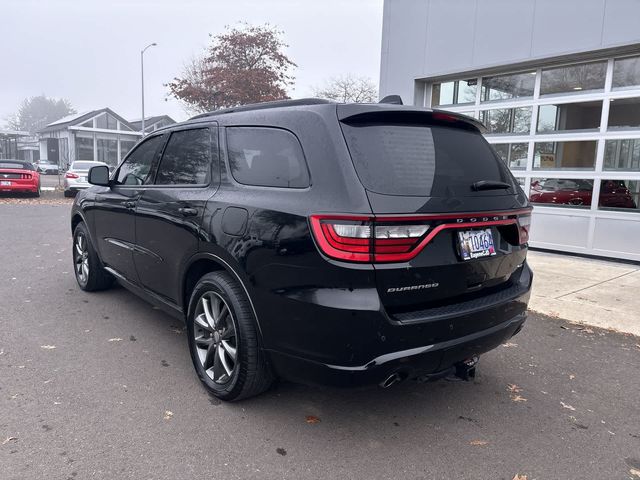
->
left=155, top=128, right=211, bottom=185
left=226, top=127, right=310, bottom=188
left=341, top=123, right=513, bottom=197
left=0, top=161, right=33, bottom=170
left=116, top=135, right=163, bottom=185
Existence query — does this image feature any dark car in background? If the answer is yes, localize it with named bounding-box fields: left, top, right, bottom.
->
left=70, top=99, right=533, bottom=401
left=35, top=160, right=60, bottom=175
left=0, top=159, right=40, bottom=197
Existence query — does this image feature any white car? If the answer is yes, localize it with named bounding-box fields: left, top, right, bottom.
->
left=64, top=161, right=109, bottom=197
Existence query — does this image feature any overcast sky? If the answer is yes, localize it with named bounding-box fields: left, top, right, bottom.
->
left=2, top=0, right=384, bottom=125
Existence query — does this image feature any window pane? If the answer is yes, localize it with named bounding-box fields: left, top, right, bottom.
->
left=491, top=143, right=528, bottom=169
left=481, top=107, right=531, bottom=134
left=540, top=61, right=606, bottom=95
left=604, top=139, right=640, bottom=171
left=80, top=120, right=93, bottom=128
left=75, top=135, right=94, bottom=161
left=534, top=141, right=597, bottom=170
left=432, top=79, right=476, bottom=106
left=608, top=97, right=640, bottom=130
left=120, top=139, right=137, bottom=160
left=226, top=127, right=310, bottom=188
left=536, top=101, right=602, bottom=132
left=341, top=123, right=513, bottom=197
left=530, top=178, right=593, bottom=208
left=612, top=56, right=640, bottom=89
left=96, top=138, right=118, bottom=167
left=481, top=71, right=535, bottom=102
left=116, top=135, right=163, bottom=185
left=155, top=129, right=211, bottom=185
left=95, top=113, right=118, bottom=130
left=599, top=180, right=640, bottom=212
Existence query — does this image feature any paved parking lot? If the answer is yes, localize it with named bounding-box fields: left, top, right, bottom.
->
left=1, top=203, right=639, bottom=480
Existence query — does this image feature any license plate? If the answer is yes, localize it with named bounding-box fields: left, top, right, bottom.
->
left=458, top=229, right=496, bottom=261
left=0, top=181, right=11, bottom=186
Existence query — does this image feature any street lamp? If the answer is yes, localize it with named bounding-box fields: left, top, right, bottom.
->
left=141, top=42, right=157, bottom=135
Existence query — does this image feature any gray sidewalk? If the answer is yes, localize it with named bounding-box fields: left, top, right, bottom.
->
left=527, top=250, right=640, bottom=337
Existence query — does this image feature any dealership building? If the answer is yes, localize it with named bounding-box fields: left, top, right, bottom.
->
left=379, top=0, right=640, bottom=261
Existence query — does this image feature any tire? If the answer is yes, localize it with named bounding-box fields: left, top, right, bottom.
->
left=72, top=222, right=114, bottom=292
left=33, top=183, right=40, bottom=198
left=187, top=271, right=274, bottom=401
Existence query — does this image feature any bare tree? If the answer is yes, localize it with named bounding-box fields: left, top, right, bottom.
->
left=312, top=75, right=378, bottom=103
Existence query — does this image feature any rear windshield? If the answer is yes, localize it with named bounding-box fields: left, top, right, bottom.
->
left=341, top=123, right=514, bottom=197
left=72, top=162, right=99, bottom=170
left=0, top=161, right=33, bottom=170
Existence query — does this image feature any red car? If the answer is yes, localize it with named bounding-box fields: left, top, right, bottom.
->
left=0, top=160, right=40, bottom=197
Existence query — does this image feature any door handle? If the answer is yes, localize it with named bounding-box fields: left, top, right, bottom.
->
left=123, top=201, right=135, bottom=209
left=178, top=207, right=198, bottom=217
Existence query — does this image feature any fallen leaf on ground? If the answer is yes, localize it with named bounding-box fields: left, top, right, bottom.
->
left=511, top=395, right=527, bottom=403
left=512, top=475, right=527, bottom=480
left=502, top=342, right=518, bottom=348
left=560, top=325, right=568, bottom=329
left=108, top=338, right=123, bottom=342
left=40, top=345, right=56, bottom=350
left=561, top=401, right=576, bottom=411
left=569, top=374, right=575, bottom=380
left=163, top=410, right=173, bottom=420
left=2, top=437, right=17, bottom=445
left=583, top=328, right=594, bottom=334
left=635, top=344, right=640, bottom=350
left=305, top=415, right=321, bottom=424
left=507, top=384, right=522, bottom=393
left=630, top=468, right=640, bottom=478
left=470, top=440, right=488, bottom=446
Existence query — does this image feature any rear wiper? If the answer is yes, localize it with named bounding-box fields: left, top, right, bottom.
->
left=471, top=180, right=512, bottom=191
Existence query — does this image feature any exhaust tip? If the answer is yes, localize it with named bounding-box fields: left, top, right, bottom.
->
left=380, top=372, right=403, bottom=389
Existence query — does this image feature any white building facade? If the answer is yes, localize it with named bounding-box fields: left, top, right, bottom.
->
left=380, top=0, right=640, bottom=261
left=38, top=109, right=142, bottom=170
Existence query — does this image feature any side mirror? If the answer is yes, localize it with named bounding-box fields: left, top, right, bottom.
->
left=88, top=165, right=110, bottom=186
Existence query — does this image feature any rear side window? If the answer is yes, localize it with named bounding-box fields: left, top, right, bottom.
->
left=226, top=127, right=310, bottom=188
left=155, top=128, right=212, bottom=185
left=341, top=123, right=513, bottom=196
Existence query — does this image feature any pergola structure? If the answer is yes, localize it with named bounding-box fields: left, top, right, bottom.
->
left=0, top=129, right=30, bottom=159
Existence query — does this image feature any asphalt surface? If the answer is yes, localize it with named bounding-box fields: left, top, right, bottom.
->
left=1, top=203, right=639, bottom=480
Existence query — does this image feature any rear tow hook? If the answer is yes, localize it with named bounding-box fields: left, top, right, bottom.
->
left=454, top=356, right=479, bottom=381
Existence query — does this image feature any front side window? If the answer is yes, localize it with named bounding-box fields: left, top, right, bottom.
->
left=226, top=127, right=310, bottom=188
left=540, top=61, right=607, bottom=96
left=115, top=134, right=164, bottom=186
left=155, top=128, right=212, bottom=185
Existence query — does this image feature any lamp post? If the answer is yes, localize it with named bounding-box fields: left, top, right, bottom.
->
left=140, top=42, right=157, bottom=135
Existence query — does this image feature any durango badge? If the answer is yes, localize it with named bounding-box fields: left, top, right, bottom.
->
left=387, top=282, right=439, bottom=293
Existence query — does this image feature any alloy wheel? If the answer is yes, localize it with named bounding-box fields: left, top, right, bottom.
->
left=193, top=292, right=238, bottom=384
left=74, top=233, right=89, bottom=284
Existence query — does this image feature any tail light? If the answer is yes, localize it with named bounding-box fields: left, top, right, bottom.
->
left=21, top=173, right=32, bottom=180
left=517, top=215, right=532, bottom=245
left=65, top=172, right=79, bottom=179
left=310, top=210, right=532, bottom=263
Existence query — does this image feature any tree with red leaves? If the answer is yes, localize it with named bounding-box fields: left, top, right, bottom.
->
left=167, top=24, right=296, bottom=114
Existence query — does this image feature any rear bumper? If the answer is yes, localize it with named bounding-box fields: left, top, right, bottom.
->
left=260, top=262, right=532, bottom=388
left=0, top=183, right=38, bottom=193
left=268, top=311, right=526, bottom=388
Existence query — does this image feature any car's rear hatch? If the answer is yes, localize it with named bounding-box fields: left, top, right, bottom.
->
left=0, top=166, right=37, bottom=189
left=333, top=105, right=531, bottom=324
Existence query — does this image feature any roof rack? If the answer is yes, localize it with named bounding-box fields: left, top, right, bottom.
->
left=189, top=98, right=335, bottom=120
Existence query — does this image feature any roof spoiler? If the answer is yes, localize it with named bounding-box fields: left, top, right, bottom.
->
left=379, top=95, right=403, bottom=105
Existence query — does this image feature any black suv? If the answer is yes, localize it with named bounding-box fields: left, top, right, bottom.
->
left=71, top=99, right=533, bottom=401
